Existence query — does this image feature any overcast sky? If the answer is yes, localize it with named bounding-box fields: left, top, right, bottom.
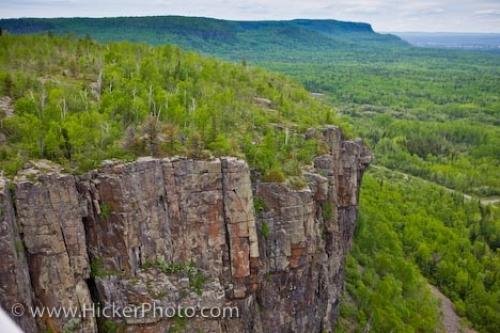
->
left=1, top=0, right=499, bottom=33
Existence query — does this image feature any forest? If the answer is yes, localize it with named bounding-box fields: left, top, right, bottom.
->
left=338, top=168, right=499, bottom=332
left=1, top=16, right=499, bottom=332
left=0, top=34, right=348, bottom=184
left=267, top=52, right=500, bottom=197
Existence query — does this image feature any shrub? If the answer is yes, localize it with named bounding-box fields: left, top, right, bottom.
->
left=262, top=168, right=285, bottom=183
left=99, top=202, right=112, bottom=220
left=260, top=222, right=270, bottom=239
left=287, top=176, right=307, bottom=190
left=253, top=197, right=267, bottom=213
left=322, top=202, right=334, bottom=221
left=90, top=257, right=115, bottom=278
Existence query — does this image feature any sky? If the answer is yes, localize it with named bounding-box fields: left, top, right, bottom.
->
left=1, top=0, right=499, bottom=33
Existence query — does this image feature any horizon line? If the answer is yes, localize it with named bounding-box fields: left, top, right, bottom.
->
left=1, top=14, right=499, bottom=34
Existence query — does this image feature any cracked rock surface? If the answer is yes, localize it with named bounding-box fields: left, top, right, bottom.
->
left=0, top=126, right=371, bottom=333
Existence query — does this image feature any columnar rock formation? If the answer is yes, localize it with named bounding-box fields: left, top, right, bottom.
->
left=0, top=126, right=371, bottom=333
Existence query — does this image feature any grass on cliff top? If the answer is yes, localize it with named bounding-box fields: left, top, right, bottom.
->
left=0, top=34, right=351, bottom=177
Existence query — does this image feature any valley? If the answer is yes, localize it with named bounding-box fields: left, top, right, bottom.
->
left=0, top=16, right=499, bottom=333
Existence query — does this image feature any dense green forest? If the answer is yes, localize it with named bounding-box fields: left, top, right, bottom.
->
left=339, top=168, right=500, bottom=332
left=2, top=16, right=498, bottom=196
left=0, top=34, right=348, bottom=184
left=0, top=16, right=404, bottom=60
left=267, top=56, right=500, bottom=197
left=1, top=16, right=499, bottom=332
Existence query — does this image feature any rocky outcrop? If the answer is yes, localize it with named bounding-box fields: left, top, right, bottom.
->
left=0, top=96, right=14, bottom=144
left=0, top=126, right=371, bottom=333
left=0, top=96, right=14, bottom=118
left=0, top=177, right=37, bottom=333
left=13, top=161, right=96, bottom=333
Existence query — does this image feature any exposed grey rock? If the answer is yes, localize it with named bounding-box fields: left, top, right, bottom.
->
left=0, top=126, right=371, bottom=333
left=0, top=177, right=37, bottom=333
left=13, top=162, right=96, bottom=333
left=0, top=96, right=14, bottom=118
left=252, top=97, right=273, bottom=109
left=0, top=95, right=13, bottom=142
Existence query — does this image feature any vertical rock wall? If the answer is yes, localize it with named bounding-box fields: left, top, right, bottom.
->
left=0, top=126, right=371, bottom=333
left=13, top=165, right=96, bottom=333
left=0, top=177, right=37, bottom=332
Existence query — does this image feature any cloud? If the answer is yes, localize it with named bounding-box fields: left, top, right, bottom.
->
left=416, top=8, right=445, bottom=15
left=474, top=9, right=500, bottom=16
left=9, top=0, right=76, bottom=4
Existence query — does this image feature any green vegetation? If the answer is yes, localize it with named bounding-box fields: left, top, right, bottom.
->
left=253, top=197, right=267, bottom=214
left=3, top=16, right=496, bottom=197
left=141, top=259, right=206, bottom=295
left=258, top=26, right=499, bottom=332
left=268, top=55, right=500, bottom=197
left=322, top=202, right=334, bottom=222
left=98, top=319, right=124, bottom=333
left=1, top=16, right=499, bottom=332
left=249, top=24, right=499, bottom=332
left=99, top=202, right=112, bottom=220
left=168, top=314, right=188, bottom=333
left=262, top=168, right=286, bottom=183
left=188, top=269, right=206, bottom=296
left=0, top=34, right=347, bottom=177
left=260, top=222, right=270, bottom=239
left=287, top=176, right=308, bottom=190
left=342, top=169, right=500, bottom=332
left=90, top=257, right=115, bottom=278
left=338, top=205, right=440, bottom=332
left=0, top=17, right=403, bottom=61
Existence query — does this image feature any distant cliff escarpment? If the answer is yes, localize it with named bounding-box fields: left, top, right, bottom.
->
left=0, top=16, right=406, bottom=60
left=0, top=126, right=371, bottom=333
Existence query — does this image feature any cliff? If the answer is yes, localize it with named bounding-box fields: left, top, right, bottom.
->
left=0, top=16, right=406, bottom=59
left=0, top=126, right=371, bottom=333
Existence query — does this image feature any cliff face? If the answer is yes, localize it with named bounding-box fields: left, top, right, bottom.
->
left=0, top=126, right=371, bottom=333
